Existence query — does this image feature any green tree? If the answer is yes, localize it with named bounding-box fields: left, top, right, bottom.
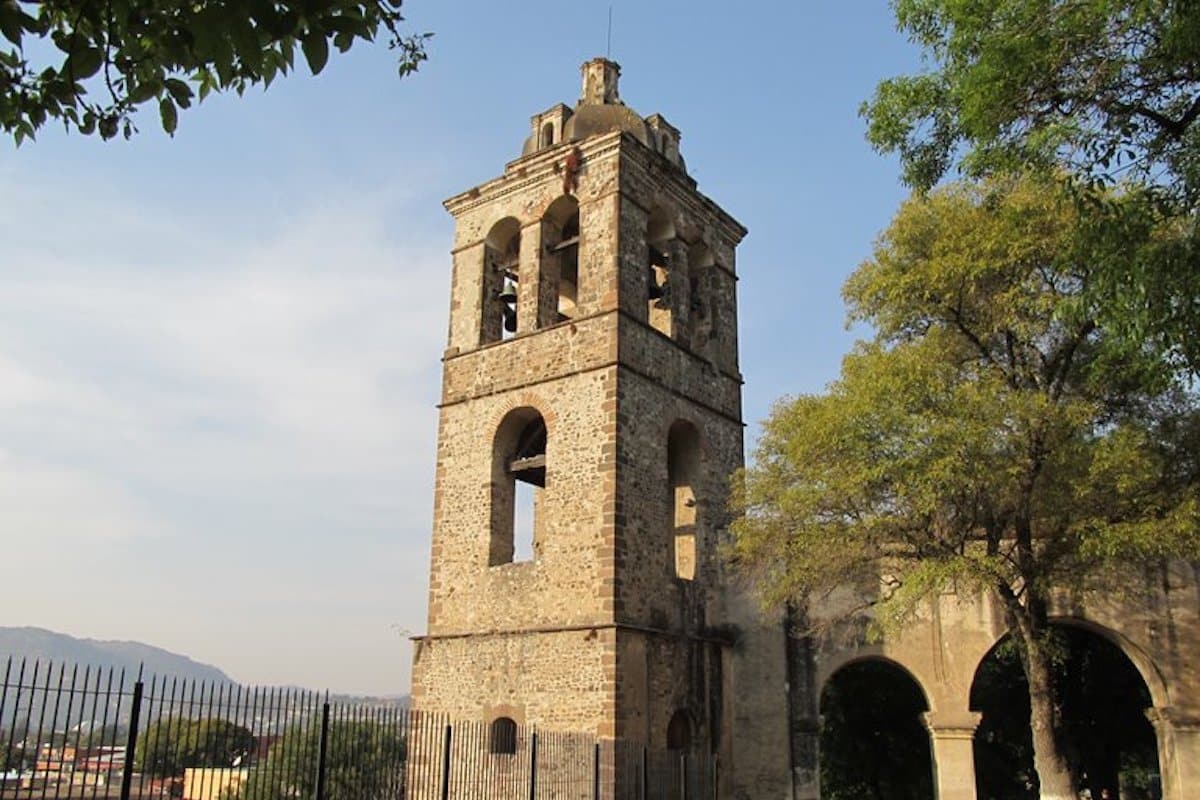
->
left=862, top=0, right=1200, bottom=369
left=235, top=718, right=405, bottom=800
left=136, top=717, right=255, bottom=777
left=730, top=174, right=1200, bottom=800
left=0, top=0, right=429, bottom=143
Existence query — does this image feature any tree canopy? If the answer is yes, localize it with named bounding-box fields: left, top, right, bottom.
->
left=863, top=0, right=1200, bottom=369
left=0, top=0, right=429, bottom=143
left=136, top=717, right=255, bottom=777
left=730, top=173, right=1200, bottom=797
left=235, top=718, right=405, bottom=800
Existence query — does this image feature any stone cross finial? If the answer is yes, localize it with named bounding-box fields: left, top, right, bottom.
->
left=580, top=58, right=621, bottom=105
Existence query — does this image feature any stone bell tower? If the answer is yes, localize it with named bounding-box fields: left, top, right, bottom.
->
left=412, top=59, right=792, bottom=798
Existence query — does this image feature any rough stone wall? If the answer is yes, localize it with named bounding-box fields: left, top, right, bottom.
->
left=412, top=628, right=614, bottom=731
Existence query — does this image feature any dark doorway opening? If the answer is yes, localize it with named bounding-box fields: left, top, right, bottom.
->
left=819, top=659, right=934, bottom=800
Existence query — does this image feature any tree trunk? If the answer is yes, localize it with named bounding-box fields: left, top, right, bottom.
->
left=1025, top=639, right=1076, bottom=800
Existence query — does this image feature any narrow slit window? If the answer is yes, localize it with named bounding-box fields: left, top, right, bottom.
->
left=668, top=420, right=701, bottom=581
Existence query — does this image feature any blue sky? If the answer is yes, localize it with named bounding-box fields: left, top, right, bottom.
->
left=0, top=1, right=923, bottom=694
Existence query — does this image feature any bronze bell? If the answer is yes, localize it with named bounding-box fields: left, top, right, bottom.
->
left=498, top=276, right=518, bottom=304
left=648, top=266, right=665, bottom=300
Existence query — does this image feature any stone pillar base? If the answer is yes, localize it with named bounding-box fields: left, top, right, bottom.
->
left=924, top=710, right=981, bottom=800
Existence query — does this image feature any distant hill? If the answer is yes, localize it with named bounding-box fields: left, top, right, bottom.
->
left=0, top=626, right=234, bottom=685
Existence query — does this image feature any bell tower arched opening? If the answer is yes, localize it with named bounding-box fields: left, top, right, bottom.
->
left=646, top=206, right=675, bottom=337
left=483, top=218, right=522, bottom=343
left=540, top=195, right=580, bottom=326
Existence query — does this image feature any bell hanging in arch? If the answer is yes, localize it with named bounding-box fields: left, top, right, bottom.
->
left=498, top=275, right=518, bottom=304
left=648, top=265, right=666, bottom=300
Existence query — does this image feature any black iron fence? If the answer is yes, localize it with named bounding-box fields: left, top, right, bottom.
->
left=0, top=659, right=714, bottom=800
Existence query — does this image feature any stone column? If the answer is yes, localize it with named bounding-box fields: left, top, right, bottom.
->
left=1147, top=707, right=1200, bottom=800
left=923, top=710, right=981, bottom=800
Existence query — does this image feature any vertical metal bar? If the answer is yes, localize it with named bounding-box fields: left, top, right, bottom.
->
left=439, top=724, right=452, bottom=800
left=87, top=666, right=115, bottom=800
left=314, top=701, right=330, bottom=800
left=594, top=741, right=601, bottom=800
left=141, top=674, right=161, bottom=800
left=641, top=746, right=648, bottom=800
left=62, top=663, right=83, bottom=800
left=528, top=730, right=538, bottom=800
left=77, top=665, right=99, bottom=800
left=2, top=658, right=24, bottom=785
left=118, top=679, right=143, bottom=800
left=39, top=661, right=65, bottom=800
left=164, top=674, right=185, bottom=800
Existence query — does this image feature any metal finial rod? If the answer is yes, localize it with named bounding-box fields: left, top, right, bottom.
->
left=607, top=6, right=613, bottom=59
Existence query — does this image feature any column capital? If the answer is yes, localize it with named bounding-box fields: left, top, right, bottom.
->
left=923, top=710, right=982, bottom=739
left=1146, top=706, right=1200, bottom=732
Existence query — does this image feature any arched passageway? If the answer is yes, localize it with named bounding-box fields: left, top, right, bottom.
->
left=971, top=625, right=1161, bottom=800
left=820, top=659, right=934, bottom=800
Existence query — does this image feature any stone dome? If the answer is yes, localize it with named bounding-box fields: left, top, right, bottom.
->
left=562, top=103, right=651, bottom=147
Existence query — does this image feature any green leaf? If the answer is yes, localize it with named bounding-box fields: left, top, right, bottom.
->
left=0, top=1, right=22, bottom=47
left=164, top=78, right=193, bottom=108
left=159, top=97, right=177, bottom=135
left=128, top=78, right=161, bottom=104
left=65, top=46, right=104, bottom=81
left=301, top=31, right=328, bottom=76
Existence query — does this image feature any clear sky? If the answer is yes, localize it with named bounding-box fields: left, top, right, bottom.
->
left=0, top=1, right=924, bottom=695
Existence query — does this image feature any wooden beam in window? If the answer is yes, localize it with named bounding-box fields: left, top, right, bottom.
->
left=508, top=454, right=547, bottom=473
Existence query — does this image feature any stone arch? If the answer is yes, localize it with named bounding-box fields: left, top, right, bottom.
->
left=490, top=406, right=548, bottom=566
left=819, top=656, right=934, bottom=800
left=489, top=716, right=518, bottom=755
left=817, top=653, right=934, bottom=714
left=1050, top=615, right=1172, bottom=709
left=540, top=194, right=580, bottom=326
left=667, top=709, right=693, bottom=751
left=482, top=216, right=522, bottom=343
left=686, top=241, right=716, bottom=352
left=646, top=204, right=677, bottom=336
left=970, top=620, right=1162, bottom=800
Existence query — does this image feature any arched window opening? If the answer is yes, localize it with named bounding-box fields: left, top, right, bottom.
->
left=668, top=421, right=701, bottom=581
left=971, top=625, right=1159, bottom=800
left=667, top=710, right=692, bottom=751
left=646, top=207, right=675, bottom=336
left=540, top=122, right=555, bottom=148
left=819, top=659, right=933, bottom=800
left=483, top=218, right=521, bottom=343
left=541, top=196, right=580, bottom=327
left=687, top=243, right=715, bottom=352
left=489, top=717, right=518, bottom=755
left=490, top=409, right=547, bottom=566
